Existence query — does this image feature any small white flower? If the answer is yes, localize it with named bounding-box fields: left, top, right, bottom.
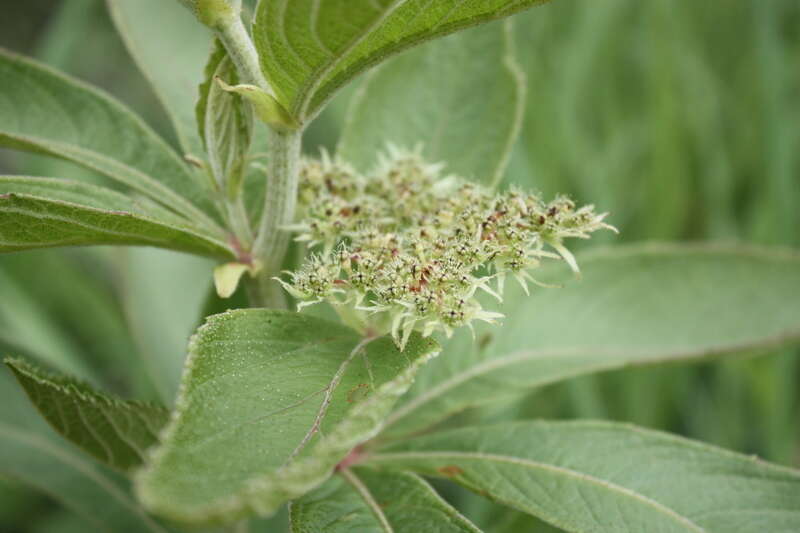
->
left=276, top=147, right=616, bottom=349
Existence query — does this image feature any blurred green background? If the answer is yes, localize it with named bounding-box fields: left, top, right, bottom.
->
left=1, top=0, right=798, bottom=531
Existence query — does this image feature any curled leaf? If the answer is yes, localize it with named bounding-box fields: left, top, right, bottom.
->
left=215, top=78, right=298, bottom=132
left=213, top=261, right=260, bottom=298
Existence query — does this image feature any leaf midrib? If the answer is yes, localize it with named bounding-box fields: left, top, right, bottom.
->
left=295, top=0, right=408, bottom=118
left=0, top=193, right=232, bottom=257
left=382, top=244, right=800, bottom=434
left=340, top=468, right=395, bottom=533
left=369, top=450, right=705, bottom=532
left=0, top=132, right=222, bottom=234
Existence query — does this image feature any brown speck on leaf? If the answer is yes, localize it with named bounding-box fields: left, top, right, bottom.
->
left=346, top=383, right=370, bottom=403
left=438, top=465, right=464, bottom=477
left=477, top=332, right=493, bottom=351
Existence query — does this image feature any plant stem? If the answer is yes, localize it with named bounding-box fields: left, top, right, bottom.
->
left=214, top=7, right=302, bottom=308
left=215, top=11, right=268, bottom=90
left=252, top=129, right=301, bottom=272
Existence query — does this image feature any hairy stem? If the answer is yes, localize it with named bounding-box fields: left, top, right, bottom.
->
left=215, top=10, right=268, bottom=90
left=213, top=7, right=301, bottom=308
left=252, top=129, right=301, bottom=272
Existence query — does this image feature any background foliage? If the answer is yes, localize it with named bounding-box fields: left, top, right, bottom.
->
left=0, top=0, right=798, bottom=531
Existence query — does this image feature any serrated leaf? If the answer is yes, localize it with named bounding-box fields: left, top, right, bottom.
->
left=5, top=358, right=169, bottom=473
left=0, top=177, right=234, bottom=258
left=371, top=420, right=800, bottom=533
left=0, top=249, right=156, bottom=399
left=0, top=371, right=169, bottom=533
left=291, top=468, right=481, bottom=533
left=338, top=20, right=524, bottom=187
left=0, top=48, right=220, bottom=230
left=383, top=244, right=800, bottom=438
left=107, top=0, right=212, bottom=157
left=253, top=0, right=551, bottom=123
left=135, top=309, right=439, bottom=525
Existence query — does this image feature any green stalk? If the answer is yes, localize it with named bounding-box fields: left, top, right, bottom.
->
left=212, top=5, right=301, bottom=308
left=252, top=129, right=301, bottom=272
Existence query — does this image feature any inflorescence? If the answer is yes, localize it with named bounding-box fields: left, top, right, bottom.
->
left=276, top=147, right=615, bottom=350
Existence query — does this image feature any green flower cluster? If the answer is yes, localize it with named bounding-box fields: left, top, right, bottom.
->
left=277, top=147, right=615, bottom=349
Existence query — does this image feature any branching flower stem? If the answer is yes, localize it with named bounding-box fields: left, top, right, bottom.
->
left=212, top=4, right=302, bottom=308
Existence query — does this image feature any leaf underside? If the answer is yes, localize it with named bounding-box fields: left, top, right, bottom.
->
left=0, top=48, right=219, bottom=229
left=339, top=19, right=524, bottom=187
left=291, top=468, right=481, bottom=533
left=0, top=371, right=168, bottom=533
left=136, top=309, right=439, bottom=525
left=385, top=244, right=800, bottom=438
left=5, top=358, right=169, bottom=473
left=372, top=420, right=800, bottom=533
left=0, top=176, right=233, bottom=258
left=106, top=0, right=212, bottom=157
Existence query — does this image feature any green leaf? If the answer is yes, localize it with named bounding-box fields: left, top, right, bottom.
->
left=118, top=248, right=216, bottom=403
left=0, top=371, right=170, bottom=533
left=0, top=249, right=157, bottom=399
left=291, top=468, right=481, bottom=533
left=135, top=309, right=439, bottom=525
left=216, top=79, right=299, bottom=132
left=106, top=0, right=212, bottom=157
left=196, top=39, right=229, bottom=153
left=197, top=42, right=273, bottom=228
left=383, top=244, right=800, bottom=437
left=338, top=20, right=524, bottom=186
left=370, top=420, right=800, bottom=533
left=200, top=54, right=254, bottom=194
left=5, top=358, right=169, bottom=473
left=0, top=177, right=234, bottom=258
left=0, top=267, right=95, bottom=380
left=0, top=49, right=220, bottom=230
left=253, top=0, right=551, bottom=122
